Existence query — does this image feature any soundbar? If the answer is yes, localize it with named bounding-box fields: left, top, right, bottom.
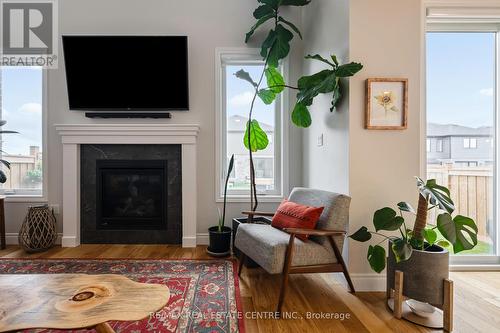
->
left=85, top=112, right=172, bottom=119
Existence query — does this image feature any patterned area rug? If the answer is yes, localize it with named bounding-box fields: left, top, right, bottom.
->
left=0, top=259, right=244, bottom=333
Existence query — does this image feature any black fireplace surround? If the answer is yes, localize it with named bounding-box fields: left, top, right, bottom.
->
left=81, top=144, right=182, bottom=244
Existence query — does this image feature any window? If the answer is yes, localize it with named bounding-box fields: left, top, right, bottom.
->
left=463, top=137, right=477, bottom=149
left=0, top=67, right=44, bottom=197
left=426, top=139, right=431, bottom=152
left=426, top=31, right=496, bottom=259
left=436, top=139, right=443, bottom=152
left=217, top=49, right=285, bottom=199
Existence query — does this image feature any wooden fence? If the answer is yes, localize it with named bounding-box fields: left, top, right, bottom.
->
left=427, top=164, right=493, bottom=237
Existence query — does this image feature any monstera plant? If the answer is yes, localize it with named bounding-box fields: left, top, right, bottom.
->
left=237, top=0, right=363, bottom=211
left=0, top=120, right=18, bottom=183
left=349, top=177, right=479, bottom=273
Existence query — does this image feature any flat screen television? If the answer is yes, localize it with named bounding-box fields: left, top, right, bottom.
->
left=62, top=35, right=189, bottom=111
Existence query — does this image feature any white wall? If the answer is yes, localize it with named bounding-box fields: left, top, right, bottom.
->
left=302, top=0, right=423, bottom=290
left=4, top=0, right=304, bottom=241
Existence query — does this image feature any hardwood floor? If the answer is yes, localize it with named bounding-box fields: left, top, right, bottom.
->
left=1, top=244, right=499, bottom=333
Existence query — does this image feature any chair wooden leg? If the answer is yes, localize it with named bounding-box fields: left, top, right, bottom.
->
left=238, top=253, right=246, bottom=277
left=277, top=234, right=296, bottom=316
left=328, top=236, right=355, bottom=293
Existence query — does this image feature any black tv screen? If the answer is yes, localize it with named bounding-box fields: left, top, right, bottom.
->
left=62, top=35, right=189, bottom=111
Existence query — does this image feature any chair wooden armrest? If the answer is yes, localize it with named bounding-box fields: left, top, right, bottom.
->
left=282, top=228, right=345, bottom=236
left=241, top=211, right=275, bottom=217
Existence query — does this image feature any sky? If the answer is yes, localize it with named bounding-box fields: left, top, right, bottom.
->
left=1, top=66, right=43, bottom=155
left=226, top=64, right=275, bottom=127
left=426, top=32, right=495, bottom=128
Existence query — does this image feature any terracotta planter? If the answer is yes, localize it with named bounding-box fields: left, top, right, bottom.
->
left=387, top=241, right=449, bottom=305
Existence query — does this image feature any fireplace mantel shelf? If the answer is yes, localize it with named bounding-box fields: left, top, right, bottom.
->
left=55, top=123, right=200, bottom=248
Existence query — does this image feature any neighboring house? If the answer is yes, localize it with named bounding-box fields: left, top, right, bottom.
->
left=0, top=145, right=42, bottom=194
left=427, top=123, right=493, bottom=166
left=226, top=115, right=275, bottom=191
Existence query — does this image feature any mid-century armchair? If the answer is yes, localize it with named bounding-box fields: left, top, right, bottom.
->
left=234, top=187, right=355, bottom=314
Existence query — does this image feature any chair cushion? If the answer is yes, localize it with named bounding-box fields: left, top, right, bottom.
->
left=271, top=199, right=324, bottom=241
left=235, top=223, right=337, bottom=274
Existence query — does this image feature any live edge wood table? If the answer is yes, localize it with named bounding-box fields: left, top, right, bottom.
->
left=0, top=274, right=170, bottom=333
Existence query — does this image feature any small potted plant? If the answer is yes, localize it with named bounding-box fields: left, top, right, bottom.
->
left=207, top=155, right=235, bottom=257
left=350, top=177, right=478, bottom=306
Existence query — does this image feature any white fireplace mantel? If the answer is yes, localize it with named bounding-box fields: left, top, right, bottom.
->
left=55, top=124, right=200, bottom=248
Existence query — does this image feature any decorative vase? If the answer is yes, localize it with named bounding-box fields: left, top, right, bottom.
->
left=18, top=205, right=57, bottom=253
left=387, top=241, right=449, bottom=305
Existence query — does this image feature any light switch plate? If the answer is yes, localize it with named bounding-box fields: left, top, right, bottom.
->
left=317, top=134, right=324, bottom=147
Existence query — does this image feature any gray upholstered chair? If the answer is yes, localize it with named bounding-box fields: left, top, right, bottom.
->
left=234, top=187, right=354, bottom=314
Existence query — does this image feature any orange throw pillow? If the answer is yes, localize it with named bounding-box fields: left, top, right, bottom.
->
left=271, top=199, right=324, bottom=241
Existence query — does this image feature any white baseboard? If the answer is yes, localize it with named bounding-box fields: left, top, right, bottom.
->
left=6, top=233, right=63, bottom=245
left=182, top=236, right=197, bottom=248
left=196, top=233, right=209, bottom=245
left=350, top=273, right=386, bottom=291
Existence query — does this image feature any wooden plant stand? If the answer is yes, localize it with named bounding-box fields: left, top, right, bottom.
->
left=386, top=270, right=453, bottom=332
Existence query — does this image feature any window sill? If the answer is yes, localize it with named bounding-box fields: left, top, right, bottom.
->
left=216, top=195, right=284, bottom=203
left=3, top=196, right=48, bottom=203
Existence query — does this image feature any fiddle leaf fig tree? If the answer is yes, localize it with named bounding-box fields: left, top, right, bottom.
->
left=349, top=177, right=479, bottom=273
left=237, top=0, right=363, bottom=211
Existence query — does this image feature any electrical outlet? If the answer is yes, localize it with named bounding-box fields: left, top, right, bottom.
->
left=317, top=134, right=324, bottom=147
left=50, top=204, right=60, bottom=215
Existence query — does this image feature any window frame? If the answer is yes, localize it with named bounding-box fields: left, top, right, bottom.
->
left=1, top=67, right=48, bottom=202
left=425, top=11, right=500, bottom=266
left=436, top=138, right=443, bottom=152
left=214, top=48, right=289, bottom=202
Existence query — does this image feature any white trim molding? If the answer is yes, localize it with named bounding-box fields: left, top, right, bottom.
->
left=350, top=273, right=386, bottom=292
left=5, top=232, right=62, bottom=245
left=55, top=124, right=200, bottom=248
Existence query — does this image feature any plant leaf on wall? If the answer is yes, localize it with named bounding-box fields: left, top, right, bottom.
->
left=416, top=177, right=455, bottom=214
left=335, top=62, right=363, bottom=77
left=291, top=103, right=311, bottom=127
left=397, top=201, right=416, bottom=214
left=391, top=238, right=413, bottom=263
left=278, top=17, right=302, bottom=39
left=244, top=120, right=269, bottom=152
left=305, top=54, right=335, bottom=66
left=245, top=13, right=275, bottom=43
left=253, top=4, right=274, bottom=19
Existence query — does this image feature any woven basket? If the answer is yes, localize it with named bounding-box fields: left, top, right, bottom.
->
left=18, top=205, right=57, bottom=253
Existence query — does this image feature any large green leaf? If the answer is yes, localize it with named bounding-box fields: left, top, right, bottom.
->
left=397, top=201, right=416, bottom=214
left=253, top=4, right=274, bottom=19
left=367, top=245, right=386, bottom=273
left=305, top=54, right=334, bottom=67
left=335, top=62, right=363, bottom=77
left=391, top=239, right=413, bottom=263
left=261, top=24, right=293, bottom=68
left=265, top=66, right=285, bottom=93
left=330, top=80, right=342, bottom=111
left=296, top=70, right=336, bottom=106
left=422, top=228, right=438, bottom=245
left=373, top=207, right=404, bottom=232
left=416, top=177, right=455, bottom=214
left=291, top=103, right=311, bottom=128
left=349, top=226, right=372, bottom=242
left=257, top=89, right=276, bottom=105
left=0, top=159, right=11, bottom=169
left=245, top=13, right=274, bottom=43
left=437, top=213, right=478, bottom=253
left=243, top=120, right=269, bottom=152
left=278, top=16, right=302, bottom=39
left=280, top=0, right=311, bottom=6
left=234, top=69, right=257, bottom=87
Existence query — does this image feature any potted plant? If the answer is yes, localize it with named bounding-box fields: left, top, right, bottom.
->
left=207, top=155, right=235, bottom=257
left=234, top=0, right=363, bottom=214
left=349, top=177, right=479, bottom=305
left=0, top=120, right=19, bottom=184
